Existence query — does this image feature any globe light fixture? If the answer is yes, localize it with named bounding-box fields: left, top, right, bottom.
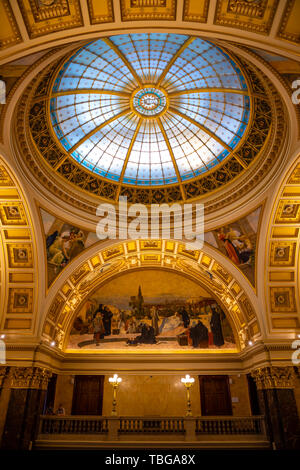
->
left=109, top=374, right=122, bottom=416
left=181, top=374, right=195, bottom=416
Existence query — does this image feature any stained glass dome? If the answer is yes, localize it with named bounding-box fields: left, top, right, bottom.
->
left=50, top=34, right=250, bottom=186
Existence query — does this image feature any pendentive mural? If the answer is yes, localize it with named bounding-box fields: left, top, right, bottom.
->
left=205, top=206, right=262, bottom=286
left=40, top=208, right=98, bottom=286
left=67, top=270, right=237, bottom=351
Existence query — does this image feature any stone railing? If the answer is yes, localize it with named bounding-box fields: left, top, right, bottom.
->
left=36, top=415, right=269, bottom=448
left=119, top=417, right=185, bottom=433
left=195, top=416, right=265, bottom=435
left=39, top=415, right=109, bottom=434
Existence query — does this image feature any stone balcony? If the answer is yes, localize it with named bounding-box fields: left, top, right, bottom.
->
left=35, top=415, right=270, bottom=449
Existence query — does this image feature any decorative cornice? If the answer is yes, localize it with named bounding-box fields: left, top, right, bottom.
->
left=251, top=366, right=295, bottom=390
left=9, top=366, right=52, bottom=390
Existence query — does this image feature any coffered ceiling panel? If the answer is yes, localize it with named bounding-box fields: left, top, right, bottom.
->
left=182, top=0, right=209, bottom=23
left=0, top=0, right=22, bottom=49
left=120, top=0, right=176, bottom=21
left=17, top=0, right=83, bottom=39
left=277, top=0, right=300, bottom=44
left=87, top=0, right=114, bottom=24
left=214, top=0, right=279, bottom=35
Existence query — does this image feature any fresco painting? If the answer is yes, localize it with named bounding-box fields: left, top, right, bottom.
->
left=67, top=271, right=237, bottom=351
left=40, top=209, right=98, bottom=286
left=204, top=207, right=262, bottom=286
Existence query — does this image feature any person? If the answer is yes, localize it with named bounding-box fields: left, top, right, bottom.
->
left=180, top=307, right=190, bottom=328
left=189, top=320, right=209, bottom=348
left=56, top=404, right=65, bottom=415
left=127, top=323, right=156, bottom=345
left=150, top=305, right=160, bottom=336
left=102, top=306, right=113, bottom=336
left=218, top=229, right=240, bottom=265
left=159, top=312, right=182, bottom=334
left=92, top=311, right=105, bottom=345
left=127, top=315, right=137, bottom=334
left=67, top=229, right=85, bottom=261
left=210, top=307, right=225, bottom=347
left=45, top=406, right=54, bottom=415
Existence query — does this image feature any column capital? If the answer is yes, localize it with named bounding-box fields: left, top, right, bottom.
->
left=0, top=366, right=9, bottom=387
left=251, top=366, right=295, bottom=390
left=9, top=366, right=52, bottom=390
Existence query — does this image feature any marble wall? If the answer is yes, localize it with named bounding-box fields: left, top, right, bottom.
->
left=52, top=373, right=251, bottom=416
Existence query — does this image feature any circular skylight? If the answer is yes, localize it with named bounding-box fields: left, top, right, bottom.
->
left=50, top=33, right=250, bottom=186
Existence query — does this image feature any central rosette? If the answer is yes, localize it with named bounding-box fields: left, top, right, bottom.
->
left=132, top=87, right=168, bottom=117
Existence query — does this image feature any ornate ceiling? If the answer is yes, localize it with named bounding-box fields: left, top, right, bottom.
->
left=0, top=0, right=299, bottom=368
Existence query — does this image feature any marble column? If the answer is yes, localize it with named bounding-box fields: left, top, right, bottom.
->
left=251, top=366, right=300, bottom=450
left=1, top=366, right=52, bottom=450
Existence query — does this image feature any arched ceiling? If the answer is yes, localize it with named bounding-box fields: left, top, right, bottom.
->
left=266, top=153, right=300, bottom=335
left=0, top=156, right=37, bottom=333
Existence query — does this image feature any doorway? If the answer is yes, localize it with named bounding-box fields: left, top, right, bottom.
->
left=71, top=375, right=104, bottom=415
left=199, top=375, right=232, bottom=416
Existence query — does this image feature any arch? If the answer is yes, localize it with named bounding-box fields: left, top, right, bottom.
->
left=0, top=156, right=37, bottom=334
left=42, top=239, right=261, bottom=351
left=265, top=152, right=300, bottom=336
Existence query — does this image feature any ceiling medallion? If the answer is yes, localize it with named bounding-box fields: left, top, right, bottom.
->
left=131, top=86, right=168, bottom=118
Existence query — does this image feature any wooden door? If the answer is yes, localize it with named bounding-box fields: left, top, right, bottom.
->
left=199, top=375, right=232, bottom=416
left=72, top=375, right=104, bottom=415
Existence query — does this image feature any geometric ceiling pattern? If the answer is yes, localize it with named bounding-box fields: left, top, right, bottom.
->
left=50, top=34, right=250, bottom=186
